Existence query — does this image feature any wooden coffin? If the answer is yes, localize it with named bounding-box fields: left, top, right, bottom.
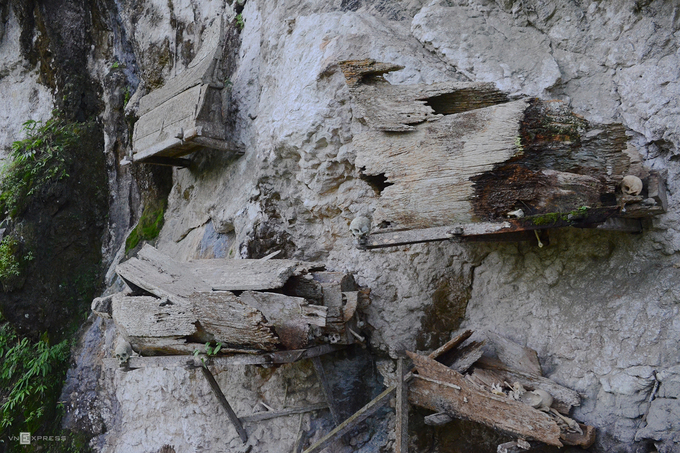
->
left=336, top=60, right=667, bottom=248
left=129, top=17, right=243, bottom=166
left=93, top=245, right=365, bottom=355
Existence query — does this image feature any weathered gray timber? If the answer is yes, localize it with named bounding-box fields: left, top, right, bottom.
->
left=130, top=17, right=243, bottom=165
left=101, top=344, right=346, bottom=370
left=407, top=351, right=564, bottom=447
left=101, top=245, right=362, bottom=354
left=486, top=331, right=542, bottom=376
left=338, top=60, right=666, bottom=247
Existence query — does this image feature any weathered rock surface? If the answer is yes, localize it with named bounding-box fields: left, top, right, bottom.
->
left=1, top=0, right=680, bottom=452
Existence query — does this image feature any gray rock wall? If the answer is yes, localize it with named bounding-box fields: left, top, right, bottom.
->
left=2, top=0, right=679, bottom=452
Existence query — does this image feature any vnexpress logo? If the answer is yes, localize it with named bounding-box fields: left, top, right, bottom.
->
left=20, top=432, right=31, bottom=445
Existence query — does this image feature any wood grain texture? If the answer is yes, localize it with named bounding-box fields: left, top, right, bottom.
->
left=355, top=100, right=528, bottom=229
left=407, top=351, right=563, bottom=447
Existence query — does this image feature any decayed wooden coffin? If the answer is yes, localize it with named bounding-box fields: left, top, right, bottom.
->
left=92, top=245, right=366, bottom=355
left=129, top=18, right=243, bottom=166
left=336, top=60, right=667, bottom=248
left=406, top=330, right=596, bottom=449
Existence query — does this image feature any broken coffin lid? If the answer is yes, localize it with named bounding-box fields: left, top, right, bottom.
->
left=128, top=17, right=243, bottom=167
left=337, top=60, right=667, bottom=248
left=92, top=245, right=366, bottom=355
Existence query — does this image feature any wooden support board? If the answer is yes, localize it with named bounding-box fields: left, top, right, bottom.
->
left=103, top=344, right=346, bottom=370
left=395, top=358, right=409, bottom=453
left=201, top=365, right=249, bottom=443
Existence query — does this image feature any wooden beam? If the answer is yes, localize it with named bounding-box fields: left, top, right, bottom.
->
left=448, top=341, right=486, bottom=374
left=138, top=156, right=193, bottom=167
left=429, top=330, right=473, bottom=365
left=395, top=358, right=409, bottom=453
left=423, top=412, right=453, bottom=426
left=239, top=404, right=329, bottom=423
left=486, top=332, right=542, bottom=376
left=200, top=366, right=248, bottom=443
left=102, top=344, right=345, bottom=370
left=302, top=385, right=396, bottom=453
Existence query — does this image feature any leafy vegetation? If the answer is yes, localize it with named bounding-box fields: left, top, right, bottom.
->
left=125, top=199, right=167, bottom=253
left=0, top=235, right=33, bottom=292
left=0, top=116, right=83, bottom=219
left=235, top=13, right=245, bottom=30
left=0, top=319, right=69, bottom=440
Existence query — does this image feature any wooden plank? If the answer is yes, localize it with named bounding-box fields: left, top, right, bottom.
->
left=102, top=345, right=345, bottom=370
left=407, top=352, right=562, bottom=447
left=448, top=340, right=485, bottom=374
left=471, top=357, right=580, bottom=415
left=138, top=17, right=223, bottom=115
left=395, top=358, right=409, bottom=453
left=192, top=292, right=280, bottom=351
left=302, top=385, right=396, bottom=453
left=354, top=100, right=529, bottom=230
left=429, top=329, right=473, bottom=364
left=486, top=332, right=542, bottom=376
left=423, top=412, right=453, bottom=426
left=562, top=423, right=596, bottom=448
left=201, top=366, right=248, bottom=443
left=240, top=291, right=326, bottom=349
left=137, top=156, right=193, bottom=167
left=240, top=404, right=329, bottom=423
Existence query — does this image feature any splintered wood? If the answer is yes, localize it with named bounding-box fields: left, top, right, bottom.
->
left=406, top=330, right=596, bottom=449
left=97, top=245, right=365, bottom=355
left=338, top=60, right=667, bottom=247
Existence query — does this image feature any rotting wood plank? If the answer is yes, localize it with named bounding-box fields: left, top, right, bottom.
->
left=395, top=358, right=409, bottom=453
left=472, top=357, right=580, bottom=415
left=448, top=340, right=485, bottom=374
left=354, top=99, right=529, bottom=230
left=561, top=423, right=596, bottom=448
left=486, top=332, right=542, bottom=376
left=423, top=412, right=453, bottom=426
left=429, top=330, right=473, bottom=365
left=239, top=404, right=329, bottom=423
left=240, top=291, right=327, bottom=349
left=407, top=352, right=563, bottom=447
left=102, top=344, right=346, bottom=370
left=201, top=365, right=249, bottom=443
left=302, top=385, right=396, bottom=453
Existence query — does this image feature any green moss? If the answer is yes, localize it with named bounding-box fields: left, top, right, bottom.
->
left=125, top=200, right=167, bottom=253
left=529, top=212, right=565, bottom=226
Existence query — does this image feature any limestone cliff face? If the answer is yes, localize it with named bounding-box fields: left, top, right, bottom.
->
left=2, top=0, right=680, bottom=452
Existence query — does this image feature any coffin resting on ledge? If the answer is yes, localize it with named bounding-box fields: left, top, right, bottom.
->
left=335, top=60, right=667, bottom=248
left=92, top=245, right=366, bottom=355
left=127, top=17, right=243, bottom=167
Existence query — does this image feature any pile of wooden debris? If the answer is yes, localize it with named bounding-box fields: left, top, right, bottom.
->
left=407, top=330, right=595, bottom=451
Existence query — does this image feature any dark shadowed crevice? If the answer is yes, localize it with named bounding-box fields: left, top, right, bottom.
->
left=359, top=169, right=393, bottom=195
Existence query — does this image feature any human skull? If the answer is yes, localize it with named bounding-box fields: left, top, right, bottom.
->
left=621, top=175, right=643, bottom=196
left=349, top=216, right=371, bottom=247
left=327, top=333, right=342, bottom=344
left=114, top=338, right=132, bottom=367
